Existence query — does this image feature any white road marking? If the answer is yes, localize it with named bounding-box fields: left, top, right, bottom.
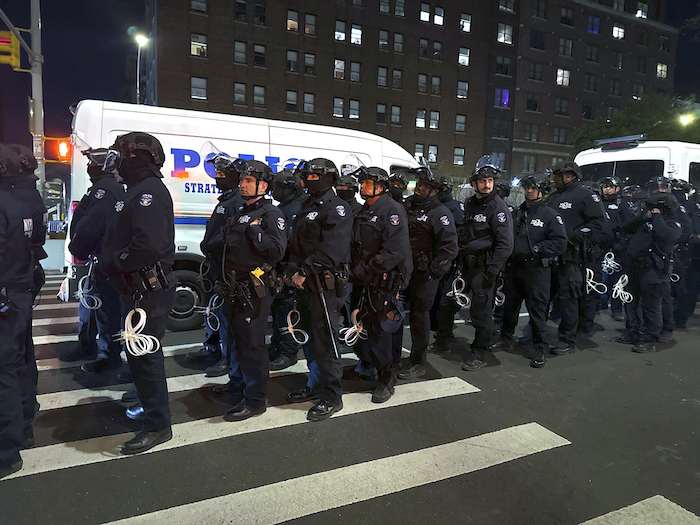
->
left=104, top=422, right=569, bottom=525
left=33, top=302, right=78, bottom=311
left=10, top=377, right=480, bottom=480
left=32, top=316, right=80, bottom=326
left=580, top=495, right=700, bottom=524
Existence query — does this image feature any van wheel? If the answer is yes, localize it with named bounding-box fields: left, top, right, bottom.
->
left=166, top=269, right=205, bottom=332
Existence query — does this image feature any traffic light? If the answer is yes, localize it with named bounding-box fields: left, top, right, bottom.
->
left=0, top=31, right=20, bottom=69
left=45, top=138, right=72, bottom=163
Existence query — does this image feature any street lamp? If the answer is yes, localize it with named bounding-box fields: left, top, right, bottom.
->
left=134, top=34, right=149, bottom=105
left=679, top=114, right=695, bottom=127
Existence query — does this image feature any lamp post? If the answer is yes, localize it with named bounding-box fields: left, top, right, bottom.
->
left=135, top=34, right=148, bottom=104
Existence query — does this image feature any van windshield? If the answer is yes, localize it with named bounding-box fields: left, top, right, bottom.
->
left=581, top=160, right=664, bottom=186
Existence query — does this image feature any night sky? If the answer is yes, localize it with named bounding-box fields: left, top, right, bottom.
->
left=0, top=0, right=699, bottom=146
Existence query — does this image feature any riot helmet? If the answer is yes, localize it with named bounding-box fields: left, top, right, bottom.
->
left=240, top=159, right=274, bottom=201
left=470, top=155, right=502, bottom=183
left=357, top=166, right=390, bottom=200
left=8, top=145, right=38, bottom=176
left=388, top=171, right=408, bottom=202
left=299, top=157, right=339, bottom=196
left=337, top=174, right=359, bottom=203
left=646, top=176, right=671, bottom=194
left=104, top=132, right=165, bottom=184
left=273, top=168, right=302, bottom=203
left=495, top=179, right=511, bottom=199
left=670, top=178, right=691, bottom=201
left=437, top=176, right=454, bottom=204
left=580, top=180, right=602, bottom=196
left=0, top=143, right=24, bottom=178
left=551, top=161, right=582, bottom=183
left=207, top=154, right=245, bottom=192
left=81, top=147, right=111, bottom=182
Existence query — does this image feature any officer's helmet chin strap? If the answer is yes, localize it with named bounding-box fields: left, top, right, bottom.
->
left=116, top=292, right=161, bottom=356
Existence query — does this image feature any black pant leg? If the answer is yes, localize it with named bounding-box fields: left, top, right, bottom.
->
left=409, top=276, right=440, bottom=366
left=500, top=267, right=523, bottom=341
left=467, top=266, right=496, bottom=361
left=639, top=268, right=667, bottom=341
left=554, top=262, right=582, bottom=344
left=94, top=270, right=123, bottom=364
left=523, top=266, right=551, bottom=347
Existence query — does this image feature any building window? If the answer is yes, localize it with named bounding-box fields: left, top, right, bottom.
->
left=636, top=57, right=647, bottom=74
left=350, top=62, right=361, bottom=82
left=430, top=110, right=440, bottom=129
left=493, top=152, right=507, bottom=169
left=498, top=23, right=513, bottom=45
left=525, top=123, right=538, bottom=141
left=287, top=50, right=298, bottom=72
left=191, top=0, right=206, bottom=12
left=305, top=14, right=316, bottom=36
left=286, top=90, right=298, bottom=112
left=253, top=85, right=265, bottom=107
left=523, top=154, right=537, bottom=173
left=528, top=62, right=543, bottom=81
left=287, top=10, right=299, bottom=32
left=584, top=74, right=597, bottom=92
left=433, top=41, right=442, bottom=60
left=304, top=53, right=315, bottom=75
left=456, top=115, right=466, bottom=132
left=418, top=74, right=427, bottom=93
left=431, top=76, right=441, bottom=95
left=657, top=63, right=668, bottom=78
left=434, top=7, right=444, bottom=25
left=530, top=30, right=545, bottom=50
left=378, top=67, right=387, bottom=87
left=234, top=0, right=246, bottom=21
left=394, top=33, right=404, bottom=52
left=459, top=47, right=470, bottom=66
left=532, top=0, right=546, bottom=18
left=638, top=29, right=648, bottom=46
left=333, top=98, right=344, bottom=118
left=379, top=0, right=390, bottom=13
left=556, top=68, right=570, bottom=87
left=376, top=103, right=387, bottom=124
left=613, top=0, right=624, bottom=10
left=613, top=51, right=623, bottom=69
left=588, top=15, right=600, bottom=34
left=420, top=3, right=430, bottom=22
left=349, top=100, right=360, bottom=119
left=460, top=13, right=472, bottom=32
left=395, top=0, right=405, bottom=16
left=379, top=30, right=389, bottom=50
left=419, top=38, right=429, bottom=58
left=582, top=103, right=594, bottom=120
left=393, top=69, right=403, bottom=89
left=493, top=119, right=508, bottom=138
left=526, top=92, right=541, bottom=112
left=234, top=41, right=246, bottom=63
left=560, top=7, right=574, bottom=26
left=391, top=105, right=401, bottom=125
left=555, top=98, right=568, bottom=115
left=415, top=144, right=424, bottom=161
left=553, top=127, right=567, bottom=144
left=632, top=84, right=644, bottom=98
left=552, top=156, right=566, bottom=166
left=607, top=106, right=619, bottom=120
left=253, top=44, right=266, bottom=67
left=609, top=79, right=621, bottom=96
left=659, top=37, right=669, bottom=52
left=416, top=109, right=426, bottom=128
left=428, top=145, right=438, bottom=163
left=499, top=0, right=515, bottom=12
left=234, top=83, right=246, bottom=104
left=353, top=0, right=362, bottom=6
left=351, top=24, right=362, bottom=45
left=454, top=148, right=465, bottom=166
left=334, top=59, right=345, bottom=80
left=495, top=56, right=512, bottom=76
left=191, top=34, right=207, bottom=58
left=254, top=2, right=265, bottom=25
left=559, top=37, right=573, bottom=57
left=191, top=77, right=207, bottom=99
left=495, top=88, right=510, bottom=108
left=636, top=2, right=648, bottom=18
left=457, top=81, right=469, bottom=99
left=613, top=23, right=625, bottom=40
left=586, top=44, right=598, bottom=62
left=335, top=21, right=346, bottom=41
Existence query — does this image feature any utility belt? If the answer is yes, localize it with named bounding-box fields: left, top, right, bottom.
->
left=633, top=252, right=673, bottom=273
left=370, top=269, right=402, bottom=294
left=464, top=251, right=493, bottom=269
left=110, top=262, right=171, bottom=296
left=513, top=255, right=553, bottom=268
left=309, top=265, right=350, bottom=297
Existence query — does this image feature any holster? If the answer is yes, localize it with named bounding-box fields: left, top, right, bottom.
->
left=110, top=262, right=170, bottom=296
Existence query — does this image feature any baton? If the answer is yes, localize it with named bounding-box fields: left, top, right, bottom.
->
left=315, top=273, right=341, bottom=360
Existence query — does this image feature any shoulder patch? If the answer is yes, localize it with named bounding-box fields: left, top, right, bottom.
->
left=277, top=217, right=286, bottom=231
left=115, top=201, right=124, bottom=212
left=439, top=215, right=450, bottom=226
left=497, top=211, right=507, bottom=223
left=390, top=214, right=400, bottom=226
left=556, top=215, right=564, bottom=225
left=336, top=204, right=346, bottom=217
left=94, top=189, right=106, bottom=200
left=139, top=193, right=153, bottom=207
left=215, top=205, right=226, bottom=214
left=592, top=194, right=601, bottom=203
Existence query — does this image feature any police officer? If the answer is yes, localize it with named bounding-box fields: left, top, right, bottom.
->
left=622, top=176, right=682, bottom=353
left=0, top=144, right=45, bottom=478
left=598, top=176, right=626, bottom=322
left=336, top=174, right=362, bottom=217
left=398, top=169, right=458, bottom=379
left=99, top=132, right=176, bottom=454
left=219, top=160, right=287, bottom=421
left=68, top=148, right=125, bottom=373
left=667, top=178, right=694, bottom=339
left=388, top=171, right=408, bottom=204
left=545, top=162, right=606, bottom=354
left=492, top=174, right=567, bottom=368
left=285, top=158, right=352, bottom=421
left=675, top=188, right=700, bottom=328
left=458, top=155, right=513, bottom=371
left=350, top=167, right=412, bottom=403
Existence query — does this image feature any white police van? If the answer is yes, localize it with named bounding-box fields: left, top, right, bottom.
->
left=66, top=100, right=419, bottom=330
left=574, top=134, right=700, bottom=186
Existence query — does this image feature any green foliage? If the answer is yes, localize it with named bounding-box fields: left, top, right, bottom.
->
left=572, top=94, right=700, bottom=154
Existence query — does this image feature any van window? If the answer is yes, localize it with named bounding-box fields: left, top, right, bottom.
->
left=581, top=160, right=663, bottom=186
left=689, top=163, right=700, bottom=189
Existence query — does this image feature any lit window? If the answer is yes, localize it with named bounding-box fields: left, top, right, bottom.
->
left=434, top=7, right=444, bottom=25
left=305, top=14, right=316, bottom=36
left=526, top=93, right=541, bottom=111
left=657, top=63, right=668, bottom=78
left=636, top=2, right=648, bottom=18
left=454, top=148, right=465, bottom=166
left=234, top=41, right=246, bottom=63
left=420, top=3, right=430, bottom=22
left=428, top=145, right=438, bottom=163
left=393, top=69, right=402, bottom=89
left=416, top=109, right=426, bottom=128
left=304, top=53, right=315, bottom=75
left=253, top=44, right=266, bottom=67
left=559, top=38, right=572, bottom=57
left=532, top=0, right=546, bottom=18
left=495, top=88, right=510, bottom=107
left=415, top=144, right=424, bottom=161
left=613, top=23, right=625, bottom=40
left=498, top=23, right=513, bottom=45
left=561, top=7, right=574, bottom=25
left=351, top=24, right=362, bottom=45
left=287, top=50, right=298, bottom=72
left=333, top=98, right=344, bottom=118
left=523, top=155, right=537, bottom=173
left=496, top=56, right=512, bottom=76
left=334, top=59, right=345, bottom=80
left=555, top=98, right=568, bottom=115
left=418, top=74, right=427, bottom=93
left=391, top=105, right=401, bottom=125
left=431, top=76, right=441, bottom=95
left=191, top=34, right=207, bottom=58
left=335, top=21, right=346, bottom=41
left=234, top=0, right=246, bottom=21
left=379, top=0, right=389, bottom=13
left=456, top=115, right=466, bottom=132
left=376, top=104, right=387, bottom=124
left=234, top=83, right=246, bottom=104
left=287, top=10, right=299, bottom=32
left=460, top=13, right=472, bottom=32
left=254, top=2, right=265, bottom=25
left=430, top=111, right=440, bottom=129
left=191, top=0, right=206, bottom=12
left=350, top=62, right=361, bottom=82
left=394, top=33, right=404, bottom=52
left=378, top=67, right=387, bottom=87
left=588, top=15, right=600, bottom=34
left=556, top=68, right=570, bottom=87
left=553, top=127, right=567, bottom=144
left=419, top=39, right=429, bottom=58
left=499, top=0, right=514, bottom=12
left=395, top=0, right=405, bottom=16
left=524, top=123, right=538, bottom=141
left=286, top=91, right=298, bottom=112
left=433, top=41, right=443, bottom=60
left=253, top=85, right=265, bottom=107
left=609, top=79, right=621, bottom=96
left=349, top=100, right=360, bottom=119
left=457, top=81, right=469, bottom=99
left=379, top=30, right=389, bottom=50
left=458, top=47, right=470, bottom=66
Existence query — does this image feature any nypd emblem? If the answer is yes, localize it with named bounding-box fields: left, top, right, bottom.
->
left=277, top=217, right=286, bottom=231
left=336, top=205, right=346, bottom=217
left=115, top=201, right=125, bottom=212
left=530, top=218, right=544, bottom=227
left=608, top=204, right=618, bottom=210
left=417, top=214, right=429, bottom=222
left=556, top=216, right=564, bottom=225
left=559, top=202, right=573, bottom=210
left=440, top=215, right=450, bottom=226
left=139, top=193, right=153, bottom=207
left=474, top=213, right=487, bottom=223
left=390, top=214, right=400, bottom=226
left=94, top=189, right=106, bottom=200
left=238, top=215, right=251, bottom=224
left=216, top=205, right=226, bottom=214
left=497, top=212, right=507, bottom=223
left=370, top=216, right=378, bottom=223
left=306, top=211, right=319, bottom=221
left=592, top=194, right=600, bottom=203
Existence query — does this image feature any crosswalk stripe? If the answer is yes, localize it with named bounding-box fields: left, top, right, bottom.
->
left=34, top=334, right=78, bottom=345
left=579, top=495, right=700, bottom=524
left=33, top=302, right=78, bottom=311
left=9, top=377, right=480, bottom=480
left=32, top=316, right=79, bottom=326
left=104, top=422, right=568, bottom=525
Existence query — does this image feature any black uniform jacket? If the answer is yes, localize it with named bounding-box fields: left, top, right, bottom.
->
left=511, top=200, right=568, bottom=260
left=405, top=194, right=458, bottom=279
left=624, top=207, right=682, bottom=259
left=544, top=181, right=607, bottom=247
